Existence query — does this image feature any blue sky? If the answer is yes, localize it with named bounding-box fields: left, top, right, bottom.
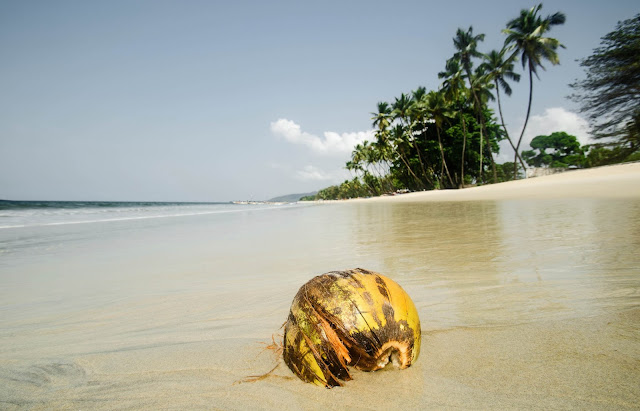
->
left=1, top=0, right=638, bottom=201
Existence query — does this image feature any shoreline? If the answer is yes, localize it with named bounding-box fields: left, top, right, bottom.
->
left=2, top=168, right=639, bottom=409
left=306, top=162, right=640, bottom=203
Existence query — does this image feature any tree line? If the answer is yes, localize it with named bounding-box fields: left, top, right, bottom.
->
left=302, top=7, right=639, bottom=201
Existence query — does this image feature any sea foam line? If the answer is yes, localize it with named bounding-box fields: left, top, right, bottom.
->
left=0, top=204, right=300, bottom=229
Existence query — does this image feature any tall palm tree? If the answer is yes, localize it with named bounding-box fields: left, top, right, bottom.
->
left=425, top=90, right=455, bottom=187
left=452, top=26, right=485, bottom=86
left=439, top=58, right=469, bottom=187
left=503, top=3, right=566, bottom=179
left=453, top=26, right=495, bottom=183
left=482, top=49, right=525, bottom=172
left=469, top=67, right=497, bottom=182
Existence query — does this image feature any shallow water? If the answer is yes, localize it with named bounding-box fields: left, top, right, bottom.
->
left=1, top=199, right=639, bottom=409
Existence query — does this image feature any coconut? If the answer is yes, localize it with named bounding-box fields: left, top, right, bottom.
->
left=283, top=268, right=421, bottom=387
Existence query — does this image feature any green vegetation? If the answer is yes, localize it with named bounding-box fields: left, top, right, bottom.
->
left=522, top=132, right=585, bottom=168
left=304, top=7, right=637, bottom=201
left=570, top=13, right=640, bottom=164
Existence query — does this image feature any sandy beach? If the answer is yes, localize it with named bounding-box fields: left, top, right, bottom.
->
left=1, top=163, right=639, bottom=409
left=344, top=162, right=640, bottom=202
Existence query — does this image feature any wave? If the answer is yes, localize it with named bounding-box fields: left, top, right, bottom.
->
left=0, top=200, right=227, bottom=211
left=0, top=202, right=300, bottom=229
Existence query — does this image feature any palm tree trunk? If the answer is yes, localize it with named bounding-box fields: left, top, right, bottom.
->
left=495, top=80, right=527, bottom=172
left=460, top=111, right=468, bottom=188
left=464, top=68, right=488, bottom=185
left=437, top=127, right=454, bottom=187
left=408, top=123, right=431, bottom=187
left=412, top=138, right=430, bottom=186
left=479, top=120, right=484, bottom=182
left=514, top=66, right=534, bottom=180
left=485, top=133, right=498, bottom=183
left=397, top=147, right=424, bottom=189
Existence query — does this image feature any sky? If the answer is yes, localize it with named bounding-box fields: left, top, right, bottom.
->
left=1, top=0, right=638, bottom=201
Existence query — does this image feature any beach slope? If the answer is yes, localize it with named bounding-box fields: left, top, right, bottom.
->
left=362, top=162, right=640, bottom=202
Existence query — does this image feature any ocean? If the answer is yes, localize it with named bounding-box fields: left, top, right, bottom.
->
left=0, top=200, right=285, bottom=228
left=1, top=198, right=639, bottom=409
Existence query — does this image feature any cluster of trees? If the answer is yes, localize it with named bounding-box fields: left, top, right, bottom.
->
left=302, top=9, right=639, bottom=201
left=304, top=4, right=563, bottom=200
left=507, top=129, right=637, bottom=170
left=522, top=131, right=585, bottom=168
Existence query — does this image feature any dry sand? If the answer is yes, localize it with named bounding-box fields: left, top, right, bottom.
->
left=348, top=162, right=640, bottom=202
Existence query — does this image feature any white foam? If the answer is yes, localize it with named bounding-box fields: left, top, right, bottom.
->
left=0, top=203, right=300, bottom=230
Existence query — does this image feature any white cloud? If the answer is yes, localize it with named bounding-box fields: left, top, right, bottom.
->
left=270, top=118, right=374, bottom=155
left=295, top=165, right=349, bottom=181
left=523, top=107, right=591, bottom=146
left=497, top=107, right=591, bottom=163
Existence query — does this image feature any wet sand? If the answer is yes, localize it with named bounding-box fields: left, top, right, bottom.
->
left=1, top=163, right=640, bottom=410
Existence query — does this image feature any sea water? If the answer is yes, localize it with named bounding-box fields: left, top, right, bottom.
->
left=1, top=199, right=639, bottom=409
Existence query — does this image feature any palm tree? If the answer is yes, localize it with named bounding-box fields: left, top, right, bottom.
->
left=371, top=102, right=395, bottom=187
left=482, top=49, right=525, bottom=172
left=439, top=58, right=469, bottom=187
left=452, top=26, right=486, bottom=86
left=348, top=144, right=366, bottom=178
left=503, top=3, right=566, bottom=179
left=393, top=93, right=430, bottom=186
left=391, top=93, right=413, bottom=124
left=371, top=100, right=424, bottom=190
left=390, top=124, right=423, bottom=188
left=469, top=67, right=497, bottom=182
left=424, top=90, right=455, bottom=187
left=371, top=101, right=392, bottom=132
left=411, top=86, right=428, bottom=104
left=453, top=26, right=495, bottom=183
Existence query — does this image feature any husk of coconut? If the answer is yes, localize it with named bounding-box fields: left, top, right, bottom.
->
left=283, top=268, right=421, bottom=387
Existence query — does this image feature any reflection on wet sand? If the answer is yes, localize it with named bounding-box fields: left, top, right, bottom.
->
left=348, top=199, right=640, bottom=329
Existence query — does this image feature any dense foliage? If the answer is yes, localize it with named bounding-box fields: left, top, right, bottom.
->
left=522, top=132, right=585, bottom=168
left=570, top=14, right=640, bottom=162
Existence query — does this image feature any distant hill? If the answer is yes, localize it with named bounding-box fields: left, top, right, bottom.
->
left=268, top=191, right=317, bottom=202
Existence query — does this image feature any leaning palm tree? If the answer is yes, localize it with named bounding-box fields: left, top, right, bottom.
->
left=503, top=3, right=566, bottom=179
left=481, top=49, right=525, bottom=172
